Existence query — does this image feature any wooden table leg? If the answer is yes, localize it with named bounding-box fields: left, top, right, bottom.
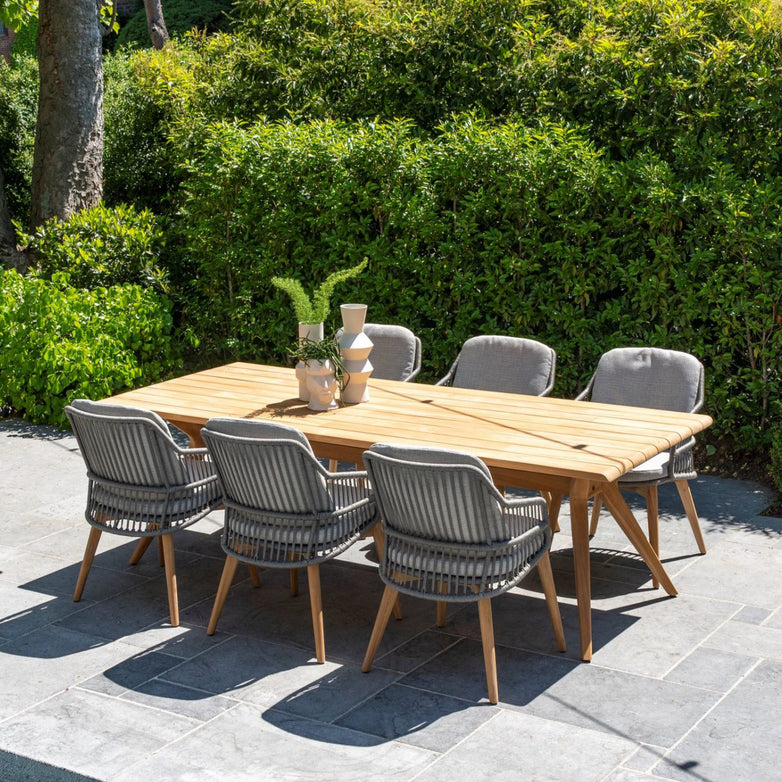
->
left=570, top=479, right=593, bottom=662
left=601, top=482, right=677, bottom=596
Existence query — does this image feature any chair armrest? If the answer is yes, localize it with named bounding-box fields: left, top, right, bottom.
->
left=435, top=358, right=458, bottom=387
left=501, top=496, right=548, bottom=537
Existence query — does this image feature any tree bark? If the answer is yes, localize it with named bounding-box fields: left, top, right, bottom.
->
left=30, top=0, right=103, bottom=229
left=143, top=0, right=169, bottom=50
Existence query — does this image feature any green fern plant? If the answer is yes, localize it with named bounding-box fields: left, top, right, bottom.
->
left=271, top=259, right=368, bottom=324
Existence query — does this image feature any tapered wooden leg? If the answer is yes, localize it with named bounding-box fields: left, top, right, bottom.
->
left=675, top=479, right=707, bottom=554
left=128, top=536, right=153, bottom=566
left=73, top=527, right=102, bottom=601
left=207, top=555, right=239, bottom=635
left=536, top=551, right=566, bottom=652
left=328, top=458, right=338, bottom=472
left=601, top=482, right=677, bottom=596
left=308, top=564, right=325, bottom=663
left=436, top=601, right=447, bottom=627
left=248, top=565, right=261, bottom=587
left=646, top=486, right=660, bottom=589
left=477, top=598, right=499, bottom=705
left=157, top=536, right=165, bottom=566
left=362, top=584, right=399, bottom=672
left=589, top=495, right=603, bottom=538
left=161, top=534, right=179, bottom=627
left=372, top=524, right=403, bottom=620
left=547, top=492, right=563, bottom=533
left=290, top=568, right=299, bottom=596
left=570, top=479, right=593, bottom=661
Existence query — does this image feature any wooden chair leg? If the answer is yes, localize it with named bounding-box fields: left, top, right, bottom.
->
left=372, top=524, right=403, bottom=620
left=73, top=527, right=102, bottom=601
left=160, top=534, right=179, bottom=627
left=675, top=479, right=707, bottom=554
left=328, top=458, right=338, bottom=472
left=477, top=598, right=499, bottom=705
left=207, top=555, right=239, bottom=635
left=589, top=494, right=603, bottom=538
left=646, top=486, right=660, bottom=589
left=248, top=565, right=262, bottom=587
left=547, top=492, right=563, bottom=533
left=128, top=536, right=153, bottom=565
left=362, top=584, right=399, bottom=672
left=307, top=564, right=325, bottom=664
left=436, top=581, right=448, bottom=627
left=290, top=567, right=299, bottom=597
left=157, top=536, right=165, bottom=567
left=536, top=551, right=566, bottom=652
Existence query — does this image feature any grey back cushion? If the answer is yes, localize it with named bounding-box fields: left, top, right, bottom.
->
left=69, top=398, right=173, bottom=438
left=590, top=348, right=704, bottom=412
left=452, top=335, right=555, bottom=395
left=364, top=323, right=418, bottom=381
left=368, top=442, right=493, bottom=479
left=204, top=417, right=314, bottom=451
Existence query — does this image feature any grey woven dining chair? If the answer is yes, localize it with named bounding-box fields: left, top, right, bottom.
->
left=201, top=418, right=378, bottom=663
left=65, top=399, right=222, bottom=627
left=577, top=347, right=707, bottom=577
left=436, top=335, right=556, bottom=396
left=361, top=443, right=565, bottom=705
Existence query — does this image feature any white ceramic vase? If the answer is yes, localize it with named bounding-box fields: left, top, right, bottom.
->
left=305, top=359, right=338, bottom=411
left=338, top=304, right=373, bottom=404
left=296, top=322, right=324, bottom=401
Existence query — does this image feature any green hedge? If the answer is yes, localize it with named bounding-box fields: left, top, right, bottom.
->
left=0, top=270, right=180, bottom=427
left=173, top=117, right=780, bottom=448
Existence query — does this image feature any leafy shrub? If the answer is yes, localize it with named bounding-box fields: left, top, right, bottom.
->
left=8, top=16, right=37, bottom=63
left=771, top=422, right=782, bottom=494
left=0, top=55, right=37, bottom=226
left=116, top=0, right=234, bottom=49
left=22, top=203, right=167, bottom=291
left=0, top=270, right=179, bottom=427
left=173, top=116, right=780, bottom=449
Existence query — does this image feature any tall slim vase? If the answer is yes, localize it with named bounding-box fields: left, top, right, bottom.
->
left=338, top=304, right=373, bottom=404
left=296, top=322, right=324, bottom=402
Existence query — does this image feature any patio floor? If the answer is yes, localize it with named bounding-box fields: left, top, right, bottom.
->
left=1, top=417, right=781, bottom=781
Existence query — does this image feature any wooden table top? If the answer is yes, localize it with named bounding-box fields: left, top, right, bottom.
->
left=109, top=362, right=713, bottom=486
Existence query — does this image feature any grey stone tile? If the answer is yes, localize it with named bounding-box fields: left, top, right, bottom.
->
left=120, top=678, right=238, bottom=722
left=663, top=647, right=756, bottom=691
left=622, top=744, right=669, bottom=773
left=0, top=687, right=201, bottom=780
left=113, top=702, right=437, bottom=781
left=767, top=606, right=782, bottom=629
left=733, top=605, right=773, bottom=625
left=0, top=510, right=82, bottom=547
left=336, top=682, right=498, bottom=752
left=606, top=771, right=674, bottom=782
left=114, top=622, right=234, bottom=658
left=414, top=709, right=636, bottom=782
left=702, top=618, right=782, bottom=661
left=655, top=660, right=782, bottom=781
left=0, top=625, right=150, bottom=721
left=0, top=582, right=98, bottom=640
left=79, top=648, right=184, bottom=695
left=375, top=629, right=462, bottom=673
left=402, top=641, right=720, bottom=747
left=161, top=633, right=400, bottom=721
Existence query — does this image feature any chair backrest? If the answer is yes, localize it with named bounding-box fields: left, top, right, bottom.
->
left=449, top=335, right=556, bottom=395
left=363, top=323, right=422, bottom=382
left=201, top=418, right=332, bottom=513
left=364, top=443, right=504, bottom=544
left=587, top=347, right=704, bottom=413
left=65, top=399, right=186, bottom=487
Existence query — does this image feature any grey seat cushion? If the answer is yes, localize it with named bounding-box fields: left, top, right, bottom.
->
left=451, top=335, right=555, bottom=395
left=619, top=451, right=670, bottom=483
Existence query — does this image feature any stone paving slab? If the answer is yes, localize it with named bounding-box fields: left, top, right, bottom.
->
left=1, top=418, right=781, bottom=781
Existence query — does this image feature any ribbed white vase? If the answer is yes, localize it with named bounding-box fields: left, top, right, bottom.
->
left=296, top=322, right=324, bottom=402
left=338, top=304, right=373, bottom=404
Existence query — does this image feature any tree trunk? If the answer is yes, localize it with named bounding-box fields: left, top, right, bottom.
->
left=30, top=0, right=103, bottom=229
left=143, top=0, right=169, bottom=50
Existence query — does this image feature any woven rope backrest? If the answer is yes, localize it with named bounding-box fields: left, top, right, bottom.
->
left=364, top=450, right=503, bottom=544
left=363, top=323, right=419, bottom=381
left=66, top=406, right=185, bottom=487
left=452, top=335, right=555, bottom=395
left=590, top=347, right=704, bottom=413
left=202, top=430, right=332, bottom=514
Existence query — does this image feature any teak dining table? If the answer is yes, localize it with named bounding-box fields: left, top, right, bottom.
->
left=108, top=362, right=713, bottom=661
